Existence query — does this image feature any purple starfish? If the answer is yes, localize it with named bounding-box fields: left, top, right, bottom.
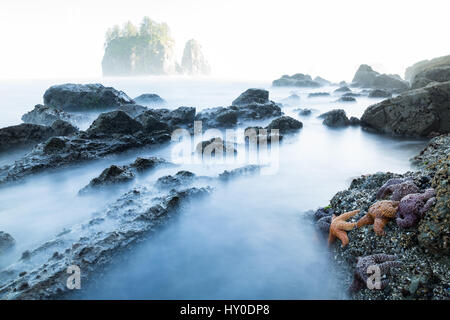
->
left=396, top=188, right=436, bottom=228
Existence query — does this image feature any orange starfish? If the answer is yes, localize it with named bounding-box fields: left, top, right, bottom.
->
left=328, top=209, right=360, bottom=247
left=356, top=200, right=399, bottom=236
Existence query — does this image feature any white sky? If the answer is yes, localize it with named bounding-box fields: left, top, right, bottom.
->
left=0, top=0, right=449, bottom=81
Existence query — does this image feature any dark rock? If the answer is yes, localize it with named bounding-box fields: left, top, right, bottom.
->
left=349, top=117, right=360, bottom=126
left=0, top=232, right=15, bottom=254
left=129, top=157, right=168, bottom=172
left=352, top=64, right=409, bottom=93
left=0, top=121, right=77, bottom=153
left=87, top=111, right=143, bottom=136
left=314, top=207, right=334, bottom=220
left=319, top=109, right=350, bottom=127
left=368, top=89, right=392, bottom=98
left=156, top=171, right=196, bottom=189
left=219, top=165, right=261, bottom=180
left=43, top=83, right=134, bottom=111
left=308, top=92, right=330, bottom=98
left=21, top=104, right=84, bottom=126
left=195, top=107, right=238, bottom=128
left=80, top=165, right=135, bottom=193
left=196, top=138, right=237, bottom=156
left=337, top=96, right=356, bottom=102
left=342, top=92, right=362, bottom=97
left=266, top=116, right=303, bottom=134
left=135, top=111, right=171, bottom=133
left=361, top=81, right=450, bottom=137
left=232, top=89, right=269, bottom=106
left=133, top=94, right=165, bottom=105
left=334, top=86, right=351, bottom=93
left=272, top=74, right=321, bottom=87
left=117, top=104, right=148, bottom=118
left=297, top=108, right=312, bottom=116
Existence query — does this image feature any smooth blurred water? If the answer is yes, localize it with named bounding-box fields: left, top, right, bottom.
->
left=0, top=77, right=427, bottom=299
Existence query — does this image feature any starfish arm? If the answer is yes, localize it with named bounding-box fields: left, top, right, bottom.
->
left=373, top=218, right=389, bottom=236
left=378, top=261, right=402, bottom=275
left=372, top=254, right=397, bottom=263
left=420, top=197, right=436, bottom=217
left=338, top=209, right=360, bottom=221
left=356, top=214, right=373, bottom=228
left=341, top=221, right=357, bottom=231
left=335, top=229, right=350, bottom=247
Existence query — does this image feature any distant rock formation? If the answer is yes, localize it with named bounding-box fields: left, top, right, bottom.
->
left=405, top=55, right=450, bottom=82
left=272, top=73, right=322, bottom=87
left=352, top=64, right=409, bottom=93
left=102, top=17, right=210, bottom=76
left=181, top=39, right=211, bottom=75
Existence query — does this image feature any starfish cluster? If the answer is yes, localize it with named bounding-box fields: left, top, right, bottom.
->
left=356, top=200, right=399, bottom=236
left=397, top=188, right=436, bottom=228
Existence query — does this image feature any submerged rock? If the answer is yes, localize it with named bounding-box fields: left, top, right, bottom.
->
left=79, top=157, right=170, bottom=194
left=334, top=86, right=351, bottom=93
left=43, top=83, right=134, bottom=112
left=337, top=96, right=356, bottom=102
left=308, top=92, right=330, bottom=98
left=0, top=232, right=15, bottom=254
left=0, top=121, right=78, bottom=153
left=361, top=81, right=450, bottom=137
left=296, top=108, right=313, bottom=116
left=133, top=94, right=165, bottom=106
left=156, top=171, right=196, bottom=189
left=319, top=109, right=350, bottom=127
left=218, top=165, right=261, bottom=180
left=272, top=74, right=321, bottom=87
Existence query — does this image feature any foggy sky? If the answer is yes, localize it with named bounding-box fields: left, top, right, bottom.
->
left=0, top=0, right=448, bottom=81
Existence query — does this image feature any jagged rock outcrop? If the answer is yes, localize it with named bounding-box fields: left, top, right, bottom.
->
left=181, top=39, right=211, bottom=75
left=0, top=121, right=78, bottom=152
left=368, top=89, right=392, bottom=98
left=135, top=107, right=196, bottom=130
left=411, top=66, right=450, bottom=89
left=352, top=64, right=409, bottom=93
left=196, top=138, right=237, bottom=156
left=405, top=55, right=450, bottom=82
left=0, top=232, right=15, bottom=255
left=79, top=157, right=169, bottom=194
left=272, top=74, right=321, bottom=87
left=102, top=18, right=178, bottom=76
left=44, top=83, right=134, bottom=112
left=21, top=105, right=85, bottom=127
left=86, top=111, right=143, bottom=135
left=361, top=81, right=450, bottom=137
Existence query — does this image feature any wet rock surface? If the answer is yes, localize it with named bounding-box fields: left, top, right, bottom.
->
left=361, top=81, right=450, bottom=137
left=0, top=121, right=78, bottom=153
left=43, top=83, right=134, bottom=112
left=411, top=66, right=450, bottom=89
left=0, top=185, right=211, bottom=299
left=319, top=109, right=350, bottom=127
left=196, top=138, right=237, bottom=156
left=368, top=89, right=392, bottom=98
left=316, top=135, right=450, bottom=300
left=232, top=89, right=269, bottom=106
left=265, top=116, right=303, bottom=134
left=21, top=105, right=85, bottom=127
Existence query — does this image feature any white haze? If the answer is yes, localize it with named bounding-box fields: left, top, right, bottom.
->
left=0, top=0, right=449, bottom=81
